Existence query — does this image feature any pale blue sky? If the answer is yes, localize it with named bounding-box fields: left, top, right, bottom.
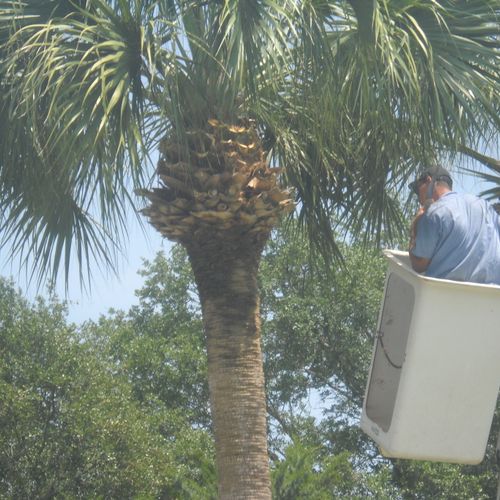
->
left=0, top=216, right=168, bottom=323
left=0, top=161, right=494, bottom=324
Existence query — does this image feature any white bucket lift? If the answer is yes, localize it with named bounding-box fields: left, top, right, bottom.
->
left=360, top=250, right=500, bottom=464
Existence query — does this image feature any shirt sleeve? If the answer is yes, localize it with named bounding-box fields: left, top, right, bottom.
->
left=412, top=210, right=441, bottom=259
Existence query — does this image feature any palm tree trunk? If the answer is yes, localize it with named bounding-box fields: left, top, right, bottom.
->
left=186, top=231, right=271, bottom=500
left=141, top=120, right=291, bottom=497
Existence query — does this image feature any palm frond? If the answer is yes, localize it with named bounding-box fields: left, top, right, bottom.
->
left=0, top=0, right=160, bottom=287
left=273, top=0, right=500, bottom=253
left=460, top=145, right=500, bottom=200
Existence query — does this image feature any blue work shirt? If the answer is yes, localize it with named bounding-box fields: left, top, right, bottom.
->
left=412, top=191, right=500, bottom=284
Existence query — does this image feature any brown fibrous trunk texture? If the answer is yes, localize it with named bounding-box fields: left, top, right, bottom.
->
left=187, top=230, right=271, bottom=499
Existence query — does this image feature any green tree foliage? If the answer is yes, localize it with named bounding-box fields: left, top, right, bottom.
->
left=1, top=231, right=498, bottom=498
left=81, top=247, right=216, bottom=498
left=259, top=228, right=389, bottom=465
left=0, top=276, right=214, bottom=499
left=272, top=442, right=399, bottom=500
left=84, top=247, right=210, bottom=427
left=391, top=459, right=498, bottom=500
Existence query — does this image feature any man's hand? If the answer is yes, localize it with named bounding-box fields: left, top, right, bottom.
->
left=410, top=253, right=431, bottom=273
left=409, top=206, right=431, bottom=273
left=409, top=206, right=425, bottom=252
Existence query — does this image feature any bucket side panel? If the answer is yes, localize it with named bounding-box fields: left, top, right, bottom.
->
left=365, top=272, right=415, bottom=432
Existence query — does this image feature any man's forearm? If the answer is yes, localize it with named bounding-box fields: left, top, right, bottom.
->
left=409, top=208, right=430, bottom=273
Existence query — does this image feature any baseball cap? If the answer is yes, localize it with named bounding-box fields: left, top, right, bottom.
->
left=409, top=165, right=453, bottom=194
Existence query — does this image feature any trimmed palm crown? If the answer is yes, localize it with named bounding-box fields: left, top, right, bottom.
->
left=140, top=119, right=294, bottom=246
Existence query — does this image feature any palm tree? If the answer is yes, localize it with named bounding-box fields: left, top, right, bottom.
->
left=1, top=1, right=499, bottom=497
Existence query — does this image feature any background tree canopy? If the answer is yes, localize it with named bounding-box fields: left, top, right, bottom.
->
left=1, top=227, right=498, bottom=499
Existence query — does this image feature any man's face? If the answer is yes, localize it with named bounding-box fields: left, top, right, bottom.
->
left=413, top=176, right=431, bottom=205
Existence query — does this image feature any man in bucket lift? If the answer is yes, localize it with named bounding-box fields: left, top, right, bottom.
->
left=408, top=164, right=500, bottom=285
